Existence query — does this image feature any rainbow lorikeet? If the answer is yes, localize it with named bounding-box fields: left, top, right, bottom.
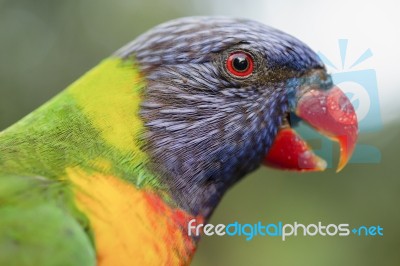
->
left=0, top=17, right=357, bottom=265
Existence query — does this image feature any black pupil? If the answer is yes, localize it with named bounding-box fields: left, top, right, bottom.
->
left=232, top=55, right=249, bottom=72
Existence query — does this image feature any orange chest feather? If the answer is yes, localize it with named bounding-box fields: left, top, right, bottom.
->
left=67, top=168, right=199, bottom=266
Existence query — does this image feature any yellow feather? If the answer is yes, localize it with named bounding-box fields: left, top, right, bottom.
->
left=68, top=167, right=195, bottom=266
left=68, top=58, right=146, bottom=155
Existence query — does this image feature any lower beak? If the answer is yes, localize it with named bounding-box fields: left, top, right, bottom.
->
left=263, top=85, right=358, bottom=172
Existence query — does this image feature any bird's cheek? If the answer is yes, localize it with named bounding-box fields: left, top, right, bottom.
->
left=263, top=85, right=358, bottom=172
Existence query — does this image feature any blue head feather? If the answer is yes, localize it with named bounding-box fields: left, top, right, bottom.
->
left=116, top=17, right=327, bottom=217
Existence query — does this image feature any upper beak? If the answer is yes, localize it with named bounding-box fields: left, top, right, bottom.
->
left=263, top=82, right=358, bottom=172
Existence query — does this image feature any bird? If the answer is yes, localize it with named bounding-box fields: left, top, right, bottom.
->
left=0, top=17, right=357, bottom=266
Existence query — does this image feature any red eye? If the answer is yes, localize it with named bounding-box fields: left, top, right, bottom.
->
left=226, top=52, right=254, bottom=77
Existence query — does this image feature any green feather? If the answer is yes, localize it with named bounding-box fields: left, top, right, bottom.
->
left=0, top=58, right=164, bottom=265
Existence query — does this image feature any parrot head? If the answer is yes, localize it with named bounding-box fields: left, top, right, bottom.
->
left=115, top=17, right=358, bottom=217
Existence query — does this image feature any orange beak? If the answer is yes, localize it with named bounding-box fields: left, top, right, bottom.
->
left=264, top=85, right=358, bottom=172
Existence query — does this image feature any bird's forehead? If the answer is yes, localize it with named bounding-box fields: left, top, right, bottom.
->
left=116, top=17, right=283, bottom=59
left=115, top=17, right=323, bottom=71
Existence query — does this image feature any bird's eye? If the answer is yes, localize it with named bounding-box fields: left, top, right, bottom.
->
left=226, top=52, right=254, bottom=77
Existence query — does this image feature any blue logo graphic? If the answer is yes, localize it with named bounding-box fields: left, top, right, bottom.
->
left=296, top=39, right=382, bottom=167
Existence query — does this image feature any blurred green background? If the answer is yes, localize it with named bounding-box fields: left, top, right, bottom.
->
left=1, top=1, right=399, bottom=265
